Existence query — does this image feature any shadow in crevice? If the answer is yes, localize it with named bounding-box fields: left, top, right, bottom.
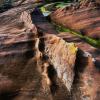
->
left=74, top=49, right=88, bottom=73
left=47, top=64, right=58, bottom=95
left=72, top=49, right=89, bottom=85
left=71, top=49, right=89, bottom=100
left=95, top=60, right=100, bottom=71
left=0, top=91, right=19, bottom=100
left=37, top=30, right=70, bottom=99
left=47, top=64, right=71, bottom=100
left=0, top=4, right=13, bottom=13
left=24, top=32, right=36, bottom=59
left=38, top=31, right=45, bottom=52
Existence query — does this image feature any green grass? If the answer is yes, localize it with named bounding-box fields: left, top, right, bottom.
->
left=55, top=25, right=100, bottom=48
left=40, top=2, right=72, bottom=17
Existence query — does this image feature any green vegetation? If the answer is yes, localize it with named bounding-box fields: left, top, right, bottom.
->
left=40, top=1, right=100, bottom=48
left=40, top=2, right=71, bottom=16
left=55, top=25, right=100, bottom=48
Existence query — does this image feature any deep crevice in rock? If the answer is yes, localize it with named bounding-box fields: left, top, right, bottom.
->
left=47, top=64, right=59, bottom=95
left=37, top=31, right=59, bottom=97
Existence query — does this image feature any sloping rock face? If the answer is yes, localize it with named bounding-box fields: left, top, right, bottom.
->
left=44, top=34, right=77, bottom=100
left=44, top=34, right=77, bottom=91
left=0, top=6, right=43, bottom=100
left=31, top=9, right=100, bottom=100
left=72, top=50, right=100, bottom=100
left=0, top=0, right=42, bottom=13
left=58, top=32, right=100, bottom=100
left=50, top=1, right=100, bottom=39
left=0, top=6, right=77, bottom=100
left=11, top=0, right=42, bottom=7
left=0, top=0, right=41, bottom=7
left=0, top=2, right=99, bottom=100
left=0, top=33, right=77, bottom=100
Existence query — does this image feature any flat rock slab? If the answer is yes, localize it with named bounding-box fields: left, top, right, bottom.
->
left=50, top=1, right=100, bottom=39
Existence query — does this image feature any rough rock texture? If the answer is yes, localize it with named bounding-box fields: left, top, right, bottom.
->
left=0, top=5, right=49, bottom=100
left=33, top=9, right=100, bottom=100
left=44, top=34, right=77, bottom=91
left=0, top=0, right=41, bottom=7
left=58, top=32, right=100, bottom=69
left=50, top=1, right=100, bottom=39
left=0, top=6, right=43, bottom=100
left=0, top=6, right=77, bottom=100
left=11, top=0, right=41, bottom=6
left=0, top=1, right=99, bottom=100
left=0, top=33, right=77, bottom=100
left=58, top=32, right=100, bottom=100
left=44, top=34, right=77, bottom=100
left=0, top=0, right=42, bottom=13
left=71, top=50, right=100, bottom=100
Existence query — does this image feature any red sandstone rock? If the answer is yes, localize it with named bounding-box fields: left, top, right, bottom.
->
left=0, top=6, right=77, bottom=100
left=50, top=1, right=100, bottom=39
left=58, top=32, right=100, bottom=100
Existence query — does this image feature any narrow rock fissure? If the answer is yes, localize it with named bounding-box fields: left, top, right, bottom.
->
left=37, top=31, right=59, bottom=96
left=47, top=64, right=59, bottom=95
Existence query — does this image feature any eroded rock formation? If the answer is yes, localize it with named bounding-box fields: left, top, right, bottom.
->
left=50, top=0, right=100, bottom=39
left=0, top=6, right=77, bottom=100
left=0, top=0, right=41, bottom=7
left=58, top=32, right=100, bottom=100
left=0, top=1, right=100, bottom=100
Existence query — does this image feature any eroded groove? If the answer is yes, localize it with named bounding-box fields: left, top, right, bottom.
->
left=47, top=64, right=58, bottom=95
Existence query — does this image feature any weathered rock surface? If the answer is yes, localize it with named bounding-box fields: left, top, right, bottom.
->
left=44, top=34, right=77, bottom=100
left=50, top=1, right=100, bottom=39
left=0, top=0, right=42, bottom=13
left=0, top=1, right=99, bottom=100
left=0, top=33, right=77, bottom=100
left=72, top=50, right=100, bottom=100
left=0, top=6, right=43, bottom=100
left=0, top=6, right=77, bottom=100
left=44, top=34, right=77, bottom=91
left=58, top=32, right=100, bottom=100
left=0, top=0, right=41, bottom=7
